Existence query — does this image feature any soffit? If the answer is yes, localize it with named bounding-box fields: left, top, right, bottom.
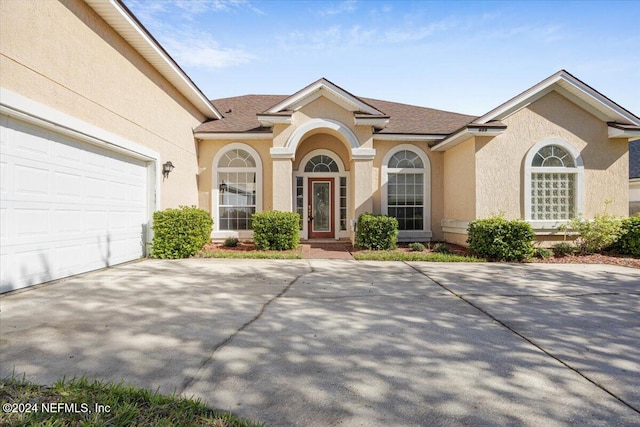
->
left=85, top=0, right=221, bottom=120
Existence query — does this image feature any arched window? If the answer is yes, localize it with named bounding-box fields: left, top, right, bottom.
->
left=215, top=145, right=261, bottom=231
left=526, top=140, right=583, bottom=221
left=304, top=155, right=339, bottom=172
left=382, top=147, right=430, bottom=233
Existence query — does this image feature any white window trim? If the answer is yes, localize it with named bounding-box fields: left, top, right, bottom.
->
left=381, top=144, right=432, bottom=240
left=524, top=137, right=584, bottom=227
left=294, top=149, right=349, bottom=240
left=212, top=143, right=263, bottom=239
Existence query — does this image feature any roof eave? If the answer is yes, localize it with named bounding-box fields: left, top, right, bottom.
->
left=85, top=0, right=222, bottom=120
left=431, top=126, right=506, bottom=152
left=194, top=132, right=273, bottom=140
left=474, top=70, right=640, bottom=126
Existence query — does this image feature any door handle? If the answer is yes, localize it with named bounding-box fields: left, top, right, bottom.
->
left=308, top=204, right=313, bottom=222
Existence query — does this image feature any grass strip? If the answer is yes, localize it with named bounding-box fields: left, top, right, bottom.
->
left=353, top=251, right=484, bottom=262
left=0, top=377, right=263, bottom=427
left=198, top=250, right=302, bottom=259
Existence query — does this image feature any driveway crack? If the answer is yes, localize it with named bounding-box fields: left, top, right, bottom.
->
left=178, top=261, right=312, bottom=394
left=404, top=261, right=640, bottom=416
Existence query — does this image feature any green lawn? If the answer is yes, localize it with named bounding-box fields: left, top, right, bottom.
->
left=353, top=251, right=483, bottom=262
left=0, top=377, right=262, bottom=427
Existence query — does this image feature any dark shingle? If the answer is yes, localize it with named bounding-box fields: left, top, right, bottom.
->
left=194, top=94, right=476, bottom=135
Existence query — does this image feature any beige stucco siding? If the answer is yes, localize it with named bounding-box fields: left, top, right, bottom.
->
left=197, top=139, right=274, bottom=214
left=373, top=140, right=444, bottom=240
left=293, top=134, right=351, bottom=172
left=478, top=91, right=629, bottom=219
left=0, top=0, right=206, bottom=208
left=443, top=138, right=476, bottom=220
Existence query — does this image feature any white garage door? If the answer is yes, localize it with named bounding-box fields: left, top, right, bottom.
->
left=1, top=114, right=150, bottom=293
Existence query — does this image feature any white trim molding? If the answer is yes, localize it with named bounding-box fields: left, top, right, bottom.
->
left=475, top=70, right=640, bottom=126
left=265, top=78, right=384, bottom=116
left=608, top=125, right=640, bottom=140
left=271, top=118, right=363, bottom=160
left=381, top=144, right=432, bottom=241
left=294, top=149, right=350, bottom=240
left=431, top=126, right=506, bottom=152
left=211, top=143, right=263, bottom=239
left=195, top=132, right=273, bottom=140
left=524, top=137, right=585, bottom=223
left=374, top=134, right=446, bottom=142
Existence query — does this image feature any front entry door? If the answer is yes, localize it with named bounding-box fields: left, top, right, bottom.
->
left=308, top=178, right=334, bottom=238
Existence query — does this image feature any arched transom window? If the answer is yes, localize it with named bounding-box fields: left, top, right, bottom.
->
left=386, top=149, right=427, bottom=231
left=530, top=144, right=578, bottom=220
left=217, top=147, right=259, bottom=230
left=304, top=155, right=339, bottom=172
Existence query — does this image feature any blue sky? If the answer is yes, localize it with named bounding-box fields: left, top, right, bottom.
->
left=125, top=0, right=640, bottom=116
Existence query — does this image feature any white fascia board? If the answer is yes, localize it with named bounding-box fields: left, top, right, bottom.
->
left=195, top=132, right=273, bottom=140
left=354, top=117, right=389, bottom=128
left=266, top=79, right=382, bottom=115
left=374, top=134, right=445, bottom=142
left=431, top=127, right=505, bottom=152
left=256, top=114, right=292, bottom=127
left=608, top=126, right=640, bottom=140
left=85, top=0, right=222, bottom=120
left=475, top=71, right=640, bottom=126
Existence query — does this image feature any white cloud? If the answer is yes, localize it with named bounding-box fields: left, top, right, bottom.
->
left=319, top=0, right=357, bottom=16
left=162, top=33, right=255, bottom=69
left=124, top=0, right=257, bottom=69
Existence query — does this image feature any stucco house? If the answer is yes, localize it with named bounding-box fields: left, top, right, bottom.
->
left=197, top=73, right=640, bottom=246
left=1, top=0, right=639, bottom=292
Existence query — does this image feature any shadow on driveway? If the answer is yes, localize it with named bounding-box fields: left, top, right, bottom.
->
left=1, top=259, right=638, bottom=426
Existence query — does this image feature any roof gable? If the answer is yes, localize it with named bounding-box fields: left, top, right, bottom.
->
left=474, top=70, right=640, bottom=126
left=264, top=78, right=386, bottom=116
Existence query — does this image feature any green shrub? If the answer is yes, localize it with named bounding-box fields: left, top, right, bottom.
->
left=552, top=242, right=574, bottom=257
left=152, top=206, right=213, bottom=259
left=533, top=247, right=553, bottom=259
left=612, top=214, right=640, bottom=257
left=355, top=214, right=398, bottom=250
left=467, top=216, right=534, bottom=261
left=432, top=242, right=451, bottom=254
left=564, top=213, right=623, bottom=254
left=223, top=237, right=239, bottom=248
left=252, top=211, right=300, bottom=250
left=408, top=242, right=426, bottom=252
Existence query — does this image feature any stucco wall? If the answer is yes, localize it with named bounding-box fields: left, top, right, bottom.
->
left=0, top=0, right=206, bottom=208
left=373, top=140, right=445, bottom=240
left=443, top=138, right=476, bottom=220
left=476, top=91, right=628, bottom=219
left=293, top=134, right=351, bottom=172
left=197, top=139, right=274, bottom=214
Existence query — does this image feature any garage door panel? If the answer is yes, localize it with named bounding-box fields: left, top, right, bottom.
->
left=54, top=171, right=83, bottom=200
left=1, top=115, right=150, bottom=293
left=15, top=164, right=50, bottom=197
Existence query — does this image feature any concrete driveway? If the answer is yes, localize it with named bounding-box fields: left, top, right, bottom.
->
left=1, top=259, right=639, bottom=426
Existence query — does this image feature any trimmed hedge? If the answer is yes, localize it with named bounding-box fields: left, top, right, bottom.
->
left=152, top=206, right=213, bottom=259
left=613, top=214, right=640, bottom=257
left=467, top=216, right=534, bottom=261
left=355, top=214, right=398, bottom=250
left=252, top=211, right=300, bottom=250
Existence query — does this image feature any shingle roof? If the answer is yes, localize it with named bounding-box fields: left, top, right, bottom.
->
left=194, top=95, right=476, bottom=135
left=630, top=140, right=640, bottom=179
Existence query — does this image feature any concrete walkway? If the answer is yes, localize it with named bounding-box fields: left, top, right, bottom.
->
left=1, top=259, right=639, bottom=426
